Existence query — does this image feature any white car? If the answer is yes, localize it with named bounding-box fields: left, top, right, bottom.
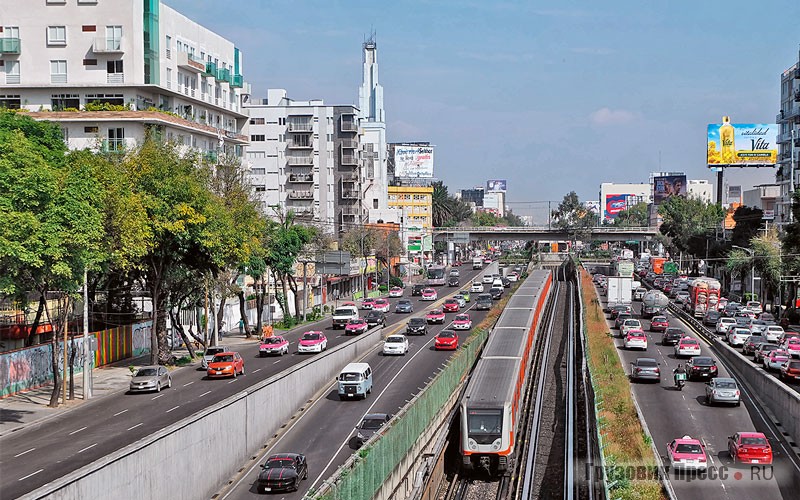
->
left=748, top=320, right=768, bottom=335
left=764, top=325, right=784, bottom=343
left=675, top=337, right=702, bottom=357
left=621, top=319, right=643, bottom=336
left=727, top=328, right=751, bottom=347
left=624, top=330, right=648, bottom=350
left=372, top=299, right=391, bottom=313
left=633, top=287, right=647, bottom=301
left=449, top=269, right=460, bottom=277
left=716, top=317, right=736, bottom=335
left=382, top=335, right=409, bottom=356
left=482, top=275, right=494, bottom=284
left=745, top=301, right=763, bottom=315
left=675, top=291, right=691, bottom=304
left=453, top=295, right=466, bottom=307
left=201, top=346, right=226, bottom=370
left=507, top=273, right=519, bottom=283
left=470, top=282, right=484, bottom=293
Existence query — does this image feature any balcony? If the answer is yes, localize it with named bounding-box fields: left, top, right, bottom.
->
left=293, top=209, right=314, bottom=220
left=93, top=37, right=124, bottom=53
left=107, top=73, right=124, bottom=84
left=341, top=190, right=359, bottom=200
left=340, top=172, right=359, bottom=182
left=287, top=190, right=314, bottom=200
left=0, top=37, right=21, bottom=54
left=340, top=116, right=358, bottom=132
left=216, top=68, right=231, bottom=83
left=205, top=61, right=217, bottom=77
left=287, top=139, right=313, bottom=150
left=230, top=74, right=243, bottom=88
left=177, top=52, right=205, bottom=73
left=795, top=90, right=800, bottom=102
left=340, top=139, right=358, bottom=149
left=288, top=173, right=314, bottom=183
left=340, top=153, right=358, bottom=166
left=287, top=121, right=313, bottom=132
left=786, top=107, right=800, bottom=121
left=286, top=156, right=314, bottom=166
left=341, top=207, right=360, bottom=216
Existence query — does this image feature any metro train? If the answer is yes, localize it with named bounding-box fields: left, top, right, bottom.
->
left=459, top=269, right=553, bottom=474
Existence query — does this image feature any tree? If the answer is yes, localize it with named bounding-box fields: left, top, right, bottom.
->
left=431, top=181, right=471, bottom=227
left=751, top=228, right=781, bottom=303
left=341, top=226, right=377, bottom=295
left=658, top=196, right=725, bottom=254
left=613, top=202, right=649, bottom=227
left=551, top=191, right=596, bottom=241
left=730, top=206, right=764, bottom=249
left=472, top=211, right=500, bottom=227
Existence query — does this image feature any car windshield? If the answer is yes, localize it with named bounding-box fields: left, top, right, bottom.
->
left=693, top=358, right=714, bottom=366
left=423, top=289, right=434, bottom=294
left=302, top=333, right=321, bottom=341
left=637, top=359, right=657, bottom=367
left=748, top=336, right=764, bottom=343
left=761, top=344, right=778, bottom=351
left=653, top=317, right=666, bottom=322
left=681, top=339, right=698, bottom=345
left=212, top=354, right=233, bottom=362
left=624, top=320, right=639, bottom=326
left=136, top=368, right=158, bottom=377
left=428, top=309, right=442, bottom=315
left=335, top=308, right=354, bottom=315
left=398, top=300, right=411, bottom=306
left=367, top=312, right=379, bottom=318
left=340, top=372, right=362, bottom=382
left=767, top=326, right=783, bottom=331
left=348, top=319, right=363, bottom=325
left=205, top=347, right=224, bottom=356
left=741, top=437, right=767, bottom=446
left=715, top=380, right=737, bottom=388
left=456, top=315, right=469, bottom=321
left=386, top=336, right=403, bottom=344
left=675, top=443, right=703, bottom=454
left=439, top=331, right=456, bottom=338
left=264, top=458, right=295, bottom=469
left=263, top=338, right=282, bottom=345
left=360, top=418, right=387, bottom=430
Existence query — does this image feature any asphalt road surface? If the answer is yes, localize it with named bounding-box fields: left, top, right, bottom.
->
left=0, top=263, right=502, bottom=499
left=599, top=287, right=800, bottom=500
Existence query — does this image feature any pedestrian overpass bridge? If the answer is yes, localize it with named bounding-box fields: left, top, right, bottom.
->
left=431, top=226, right=658, bottom=243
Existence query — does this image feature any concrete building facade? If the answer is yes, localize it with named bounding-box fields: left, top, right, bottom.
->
left=687, top=179, right=713, bottom=203
left=1, top=0, right=249, bottom=156
left=742, top=184, right=780, bottom=221
left=358, top=36, right=388, bottom=214
left=388, top=185, right=433, bottom=263
left=775, top=48, right=800, bottom=227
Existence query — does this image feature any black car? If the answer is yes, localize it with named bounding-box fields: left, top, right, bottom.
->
left=661, top=328, right=684, bottom=346
left=501, top=277, right=511, bottom=288
left=448, top=276, right=460, bottom=287
left=686, top=356, right=718, bottom=380
left=489, top=286, right=503, bottom=299
left=257, top=453, right=308, bottom=493
left=476, top=293, right=493, bottom=310
left=742, top=335, right=766, bottom=355
left=406, top=317, right=428, bottom=335
left=411, top=284, right=425, bottom=296
left=365, top=310, right=386, bottom=328
left=395, top=299, right=413, bottom=313
left=354, top=413, right=392, bottom=447
left=703, top=310, right=721, bottom=326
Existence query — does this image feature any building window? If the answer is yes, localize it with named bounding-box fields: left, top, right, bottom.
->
left=107, top=128, right=125, bottom=150
left=51, top=94, right=79, bottom=110
left=0, top=94, right=21, bottom=109
left=47, top=26, right=67, bottom=46
left=105, top=26, right=122, bottom=51
left=83, top=59, right=98, bottom=66
left=250, top=135, right=265, bottom=142
left=5, top=61, right=20, bottom=85
left=254, top=186, right=266, bottom=192
left=60, top=127, right=69, bottom=141
left=85, top=93, right=124, bottom=106
left=250, top=117, right=265, bottom=125
left=251, top=168, right=266, bottom=175
left=107, top=60, right=123, bottom=84
left=50, top=60, right=67, bottom=84
left=247, top=151, right=266, bottom=159
left=84, top=126, right=99, bottom=133
left=166, top=68, right=172, bottom=89
left=82, top=25, right=97, bottom=32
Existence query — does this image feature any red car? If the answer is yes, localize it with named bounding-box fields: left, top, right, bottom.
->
left=435, top=330, right=459, bottom=350
left=780, top=359, right=800, bottom=381
left=728, top=432, right=772, bottom=465
left=426, top=308, right=446, bottom=324
left=443, top=299, right=460, bottom=313
left=207, top=351, right=245, bottom=378
left=650, top=316, right=669, bottom=332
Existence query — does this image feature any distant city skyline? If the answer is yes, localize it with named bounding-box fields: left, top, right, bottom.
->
left=167, top=0, right=799, bottom=220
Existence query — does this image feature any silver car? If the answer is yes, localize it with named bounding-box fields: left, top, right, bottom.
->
left=129, top=365, right=171, bottom=393
left=201, top=346, right=225, bottom=370
left=705, top=377, right=740, bottom=406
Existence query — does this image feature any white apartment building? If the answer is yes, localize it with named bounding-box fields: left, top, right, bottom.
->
left=483, top=191, right=506, bottom=217
left=687, top=179, right=712, bottom=203
left=775, top=48, right=800, bottom=227
left=0, top=0, right=248, bottom=156
left=244, top=89, right=362, bottom=234
left=358, top=36, right=388, bottom=213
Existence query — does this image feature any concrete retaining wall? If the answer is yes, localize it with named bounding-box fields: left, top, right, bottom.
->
left=21, top=326, right=386, bottom=500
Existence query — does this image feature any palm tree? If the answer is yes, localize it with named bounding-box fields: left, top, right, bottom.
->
left=431, top=181, right=453, bottom=227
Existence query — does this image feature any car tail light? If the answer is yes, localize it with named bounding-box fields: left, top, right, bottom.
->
left=735, top=390, right=740, bottom=397
left=699, top=456, right=707, bottom=462
left=711, top=366, right=717, bottom=371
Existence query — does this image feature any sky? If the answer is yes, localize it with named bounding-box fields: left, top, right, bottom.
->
left=167, top=0, right=800, bottom=222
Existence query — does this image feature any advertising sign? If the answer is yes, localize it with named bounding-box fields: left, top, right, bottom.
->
left=394, top=146, right=434, bottom=178
left=486, top=179, right=507, bottom=192
left=605, top=194, right=631, bottom=219
left=707, top=120, right=779, bottom=166
left=407, top=236, right=421, bottom=252
left=653, top=175, right=687, bottom=204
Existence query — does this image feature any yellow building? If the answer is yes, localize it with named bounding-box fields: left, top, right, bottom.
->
left=387, top=186, right=433, bottom=229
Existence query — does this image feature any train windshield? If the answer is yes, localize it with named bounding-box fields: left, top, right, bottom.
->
left=468, top=409, right=502, bottom=444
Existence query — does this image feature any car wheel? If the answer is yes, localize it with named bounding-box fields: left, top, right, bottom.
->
left=303, top=469, right=308, bottom=480
left=156, top=382, right=161, bottom=392
left=735, top=401, right=741, bottom=407
left=167, top=376, right=172, bottom=388
left=233, top=369, right=237, bottom=379
left=241, top=365, right=245, bottom=376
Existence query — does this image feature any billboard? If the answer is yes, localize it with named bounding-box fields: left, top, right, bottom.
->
left=486, top=179, right=507, bottom=192
left=394, top=146, right=434, bottom=178
left=707, top=120, right=779, bottom=166
left=605, top=194, right=630, bottom=219
left=653, top=175, right=687, bottom=204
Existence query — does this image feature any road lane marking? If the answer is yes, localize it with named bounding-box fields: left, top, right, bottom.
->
left=228, top=379, right=238, bottom=384
left=69, top=426, right=87, bottom=435
left=183, top=381, right=194, bottom=387
left=151, top=394, right=164, bottom=400
left=14, top=448, right=35, bottom=458
left=199, top=390, right=212, bottom=397
left=127, top=423, right=143, bottom=431
left=18, top=469, right=43, bottom=481
left=273, top=360, right=281, bottom=364
left=166, top=406, right=180, bottom=413
left=77, top=443, right=97, bottom=454
left=252, top=368, right=262, bottom=373
left=113, top=409, right=128, bottom=417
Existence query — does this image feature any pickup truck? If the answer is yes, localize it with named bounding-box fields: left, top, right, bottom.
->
left=332, top=305, right=359, bottom=329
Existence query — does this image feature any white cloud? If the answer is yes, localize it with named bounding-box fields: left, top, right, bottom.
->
left=589, top=107, right=638, bottom=125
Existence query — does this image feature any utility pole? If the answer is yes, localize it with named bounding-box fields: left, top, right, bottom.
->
left=62, top=295, right=70, bottom=406
left=83, top=268, right=91, bottom=400
left=302, top=261, right=308, bottom=322
left=204, top=283, right=210, bottom=347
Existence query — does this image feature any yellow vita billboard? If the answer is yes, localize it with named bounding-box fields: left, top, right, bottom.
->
left=707, top=117, right=778, bottom=166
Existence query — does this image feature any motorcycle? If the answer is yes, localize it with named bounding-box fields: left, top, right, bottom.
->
left=674, top=372, right=687, bottom=390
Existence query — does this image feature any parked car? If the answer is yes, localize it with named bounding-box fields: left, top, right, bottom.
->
left=129, top=365, right=171, bottom=393
left=705, top=377, right=740, bottom=406
left=365, top=311, right=387, bottom=328
left=354, top=413, right=392, bottom=447
left=630, top=357, right=660, bottom=382
left=406, top=317, right=428, bottom=335
left=259, top=336, right=289, bottom=357
left=206, top=351, right=245, bottom=378
left=728, top=432, right=772, bottom=465
left=298, top=331, right=328, bottom=353
left=394, top=299, right=413, bottom=314
left=382, top=335, right=409, bottom=356
left=434, top=330, right=459, bottom=350
left=257, top=453, right=308, bottom=493
left=686, top=356, right=718, bottom=380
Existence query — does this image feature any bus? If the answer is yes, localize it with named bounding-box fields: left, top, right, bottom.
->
left=426, top=265, right=447, bottom=286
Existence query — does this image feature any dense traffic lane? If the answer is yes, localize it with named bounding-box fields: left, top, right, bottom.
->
left=600, top=290, right=797, bottom=500
left=219, top=265, right=510, bottom=499
left=0, top=264, right=491, bottom=498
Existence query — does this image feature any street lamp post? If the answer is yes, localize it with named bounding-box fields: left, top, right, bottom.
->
left=732, top=245, right=755, bottom=300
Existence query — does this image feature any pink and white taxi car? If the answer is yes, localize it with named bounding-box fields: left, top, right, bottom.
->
left=666, top=435, right=708, bottom=471
left=780, top=337, right=800, bottom=358
left=763, top=349, right=789, bottom=371
left=453, top=313, right=472, bottom=330
left=421, top=288, right=438, bottom=301
left=373, top=298, right=391, bottom=313
left=344, top=318, right=369, bottom=335
left=298, top=331, right=328, bottom=353
left=259, top=336, right=289, bottom=357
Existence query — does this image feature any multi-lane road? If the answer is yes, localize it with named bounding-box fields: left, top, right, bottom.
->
left=594, top=275, right=800, bottom=500
left=0, top=263, right=502, bottom=499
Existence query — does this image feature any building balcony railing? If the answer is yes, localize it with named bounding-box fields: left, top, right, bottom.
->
left=292, top=208, right=314, bottom=219
left=340, top=139, right=358, bottom=149
left=340, top=172, right=359, bottom=182
left=340, top=154, right=358, bottom=166
left=786, top=107, right=800, bottom=121
left=107, top=73, right=124, bottom=84
left=287, top=190, right=314, bottom=200
left=288, top=173, right=314, bottom=183
left=205, top=61, right=217, bottom=77
left=341, top=207, right=360, bottom=216
left=287, top=122, right=313, bottom=132
left=0, top=37, right=21, bottom=54
left=93, top=37, right=124, bottom=53
left=230, top=74, right=243, bottom=88
left=340, top=117, right=358, bottom=132
left=287, top=141, right=313, bottom=149
left=286, top=156, right=314, bottom=166
left=177, top=52, right=205, bottom=73
left=216, top=68, right=231, bottom=83
left=341, top=190, right=359, bottom=200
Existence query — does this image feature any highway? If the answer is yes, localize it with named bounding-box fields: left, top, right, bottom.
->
left=595, top=279, right=800, bottom=500
left=215, top=263, right=511, bottom=499
left=0, top=263, right=497, bottom=499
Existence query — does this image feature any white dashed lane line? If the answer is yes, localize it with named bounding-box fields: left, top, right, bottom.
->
left=127, top=423, right=143, bottom=431
left=166, top=406, right=180, bottom=413
left=151, top=394, right=164, bottom=400
left=77, top=443, right=97, bottom=454
left=183, top=381, right=194, bottom=387
left=68, top=426, right=87, bottom=435
left=198, top=390, right=212, bottom=397
left=18, top=469, right=43, bottom=481
left=113, top=409, right=128, bottom=416
left=14, top=448, right=35, bottom=458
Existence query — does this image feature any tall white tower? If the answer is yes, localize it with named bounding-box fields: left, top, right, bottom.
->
left=358, top=34, right=388, bottom=213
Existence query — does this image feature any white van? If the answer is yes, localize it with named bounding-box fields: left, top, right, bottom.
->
left=338, top=362, right=373, bottom=400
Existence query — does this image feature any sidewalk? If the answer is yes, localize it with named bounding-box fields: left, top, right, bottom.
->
left=0, top=331, right=252, bottom=438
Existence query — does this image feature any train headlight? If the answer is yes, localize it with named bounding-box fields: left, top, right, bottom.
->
left=492, top=438, right=502, bottom=450
left=468, top=439, right=477, bottom=450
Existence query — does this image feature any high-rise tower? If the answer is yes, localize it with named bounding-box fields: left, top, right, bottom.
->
left=358, top=34, right=388, bottom=213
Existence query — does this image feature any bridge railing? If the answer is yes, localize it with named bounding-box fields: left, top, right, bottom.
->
left=430, top=226, right=655, bottom=233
